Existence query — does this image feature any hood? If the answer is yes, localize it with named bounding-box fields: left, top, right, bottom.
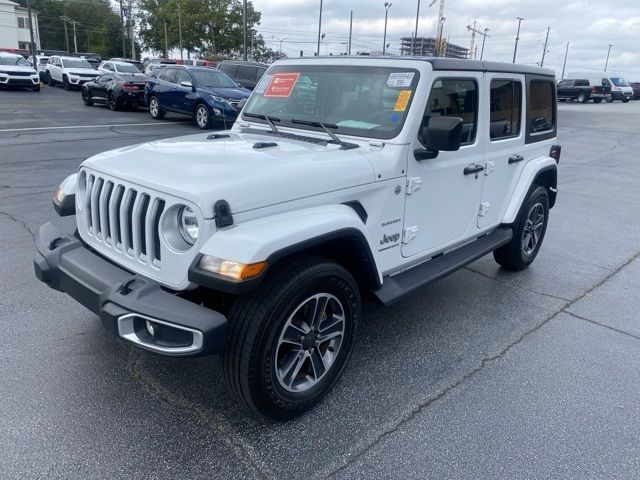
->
left=1, top=65, right=37, bottom=74
left=68, top=68, right=97, bottom=75
left=198, top=86, right=251, bottom=100
left=81, top=131, right=376, bottom=216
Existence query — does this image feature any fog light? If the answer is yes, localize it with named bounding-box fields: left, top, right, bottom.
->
left=145, top=320, right=156, bottom=337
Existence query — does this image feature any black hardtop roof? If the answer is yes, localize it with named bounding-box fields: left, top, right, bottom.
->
left=287, top=56, right=556, bottom=77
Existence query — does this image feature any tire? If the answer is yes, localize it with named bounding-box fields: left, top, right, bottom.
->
left=606, top=97, right=614, bottom=103
left=223, top=255, right=360, bottom=420
left=108, top=92, right=120, bottom=111
left=593, top=98, right=602, bottom=103
left=493, top=186, right=549, bottom=271
left=148, top=96, right=165, bottom=119
left=623, top=98, right=630, bottom=103
left=81, top=89, right=93, bottom=106
left=32, top=84, right=40, bottom=92
left=46, top=72, right=54, bottom=86
left=194, top=103, right=212, bottom=129
left=63, top=75, right=71, bottom=91
left=577, top=93, right=587, bottom=103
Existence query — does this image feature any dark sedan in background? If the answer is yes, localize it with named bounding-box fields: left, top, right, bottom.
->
left=145, top=65, right=251, bottom=129
left=81, top=72, right=147, bottom=110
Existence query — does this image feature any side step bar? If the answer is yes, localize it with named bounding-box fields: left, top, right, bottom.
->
left=375, top=227, right=513, bottom=305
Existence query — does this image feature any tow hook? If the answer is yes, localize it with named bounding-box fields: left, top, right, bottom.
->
left=48, top=236, right=64, bottom=250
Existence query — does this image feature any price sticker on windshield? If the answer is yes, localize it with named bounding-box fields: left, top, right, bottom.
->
left=387, top=72, right=415, bottom=88
left=263, top=73, right=300, bottom=97
left=394, top=90, right=412, bottom=112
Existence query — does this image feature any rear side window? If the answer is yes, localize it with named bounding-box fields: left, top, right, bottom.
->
left=574, top=79, right=589, bottom=86
left=176, top=69, right=191, bottom=84
left=237, top=65, right=257, bottom=81
left=602, top=78, right=612, bottom=87
left=161, top=68, right=178, bottom=83
left=422, top=78, right=478, bottom=145
left=220, top=63, right=238, bottom=77
left=490, top=79, right=522, bottom=140
left=528, top=80, right=555, bottom=134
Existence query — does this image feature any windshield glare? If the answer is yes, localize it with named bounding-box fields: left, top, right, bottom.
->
left=116, top=63, right=139, bottom=73
left=62, top=58, right=93, bottom=69
left=0, top=56, right=29, bottom=66
left=191, top=69, right=238, bottom=88
left=242, top=65, right=420, bottom=140
left=610, top=77, right=629, bottom=87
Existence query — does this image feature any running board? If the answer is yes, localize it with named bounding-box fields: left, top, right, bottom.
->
left=375, top=227, right=513, bottom=305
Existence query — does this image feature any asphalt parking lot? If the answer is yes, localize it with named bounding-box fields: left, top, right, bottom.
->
left=2, top=85, right=640, bottom=479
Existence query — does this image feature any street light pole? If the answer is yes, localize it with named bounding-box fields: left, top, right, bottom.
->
left=512, top=17, right=524, bottom=63
left=561, top=41, right=569, bottom=79
left=118, top=0, right=126, bottom=57
left=178, top=1, right=183, bottom=60
left=412, top=0, right=420, bottom=55
left=604, top=44, right=613, bottom=72
left=348, top=10, right=353, bottom=55
left=540, top=26, right=550, bottom=67
left=242, top=0, right=247, bottom=60
left=317, top=0, right=323, bottom=56
left=480, top=27, right=488, bottom=60
left=383, top=2, right=392, bottom=55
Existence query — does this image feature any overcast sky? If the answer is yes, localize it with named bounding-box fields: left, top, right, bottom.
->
left=253, top=0, right=640, bottom=80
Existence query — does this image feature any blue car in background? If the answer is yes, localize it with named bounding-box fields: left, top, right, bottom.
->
left=145, top=65, right=251, bottom=129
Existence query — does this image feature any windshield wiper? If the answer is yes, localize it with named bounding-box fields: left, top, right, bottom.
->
left=243, top=112, right=281, bottom=134
left=290, top=119, right=353, bottom=148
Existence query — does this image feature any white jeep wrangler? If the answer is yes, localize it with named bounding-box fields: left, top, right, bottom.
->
left=34, top=57, right=560, bottom=419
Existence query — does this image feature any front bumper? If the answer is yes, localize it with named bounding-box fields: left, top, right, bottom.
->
left=33, top=222, right=227, bottom=357
left=0, top=75, right=39, bottom=86
left=611, top=91, right=633, bottom=101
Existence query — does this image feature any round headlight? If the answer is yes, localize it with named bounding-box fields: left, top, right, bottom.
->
left=178, top=206, right=199, bottom=244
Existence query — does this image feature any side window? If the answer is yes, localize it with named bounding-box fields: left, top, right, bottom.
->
left=176, top=69, right=191, bottom=84
left=256, top=67, right=267, bottom=81
left=161, top=68, right=178, bottom=83
left=421, top=78, right=477, bottom=146
left=602, top=78, right=612, bottom=88
left=237, top=65, right=257, bottom=81
left=220, top=64, right=238, bottom=77
left=489, top=79, right=522, bottom=140
left=574, top=79, right=589, bottom=87
left=557, top=80, right=569, bottom=88
left=528, top=80, right=555, bottom=134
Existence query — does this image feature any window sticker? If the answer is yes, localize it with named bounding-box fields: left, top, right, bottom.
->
left=394, top=90, right=412, bottom=112
left=387, top=72, right=415, bottom=88
left=263, top=73, right=300, bottom=97
left=254, top=74, right=272, bottom=94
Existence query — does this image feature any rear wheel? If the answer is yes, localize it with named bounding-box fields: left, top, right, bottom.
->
left=195, top=103, right=212, bottom=129
left=577, top=93, right=587, bottom=103
left=108, top=92, right=119, bottom=111
left=223, top=256, right=360, bottom=419
left=148, top=96, right=165, bottom=119
left=494, top=186, right=549, bottom=271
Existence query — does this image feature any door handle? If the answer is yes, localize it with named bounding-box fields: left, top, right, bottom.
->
left=508, top=155, right=524, bottom=164
left=463, top=164, right=485, bottom=175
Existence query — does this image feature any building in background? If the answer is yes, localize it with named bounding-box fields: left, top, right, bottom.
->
left=400, top=37, right=469, bottom=59
left=0, top=0, right=40, bottom=51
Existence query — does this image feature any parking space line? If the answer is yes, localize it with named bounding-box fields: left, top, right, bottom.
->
left=0, top=122, right=185, bottom=133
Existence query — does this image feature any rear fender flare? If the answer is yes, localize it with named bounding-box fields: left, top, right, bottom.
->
left=502, top=157, right=557, bottom=224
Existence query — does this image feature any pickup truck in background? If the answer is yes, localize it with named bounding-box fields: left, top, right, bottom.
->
left=557, top=78, right=611, bottom=103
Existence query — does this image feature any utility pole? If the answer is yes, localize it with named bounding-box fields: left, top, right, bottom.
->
left=129, top=0, right=135, bottom=60
left=561, top=41, right=569, bottom=79
left=480, top=27, right=488, bottom=60
left=242, top=0, right=247, bottom=60
left=604, top=44, right=613, bottom=72
left=412, top=0, right=421, bottom=55
left=163, top=18, right=168, bottom=58
left=61, top=17, right=69, bottom=53
left=26, top=0, right=37, bottom=64
left=512, top=17, right=524, bottom=63
left=86, top=29, right=90, bottom=52
left=71, top=20, right=78, bottom=53
left=118, top=0, right=126, bottom=57
left=178, top=1, right=183, bottom=60
left=540, top=26, right=550, bottom=67
left=382, top=3, right=392, bottom=55
left=317, top=0, right=323, bottom=56
left=348, top=10, right=353, bottom=55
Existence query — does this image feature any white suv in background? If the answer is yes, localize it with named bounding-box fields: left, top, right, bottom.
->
left=45, top=55, right=98, bottom=90
left=97, top=60, right=145, bottom=75
left=27, top=54, right=49, bottom=81
left=0, top=51, right=40, bottom=91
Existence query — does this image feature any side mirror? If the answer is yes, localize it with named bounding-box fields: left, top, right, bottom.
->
left=180, top=80, right=193, bottom=89
left=415, top=116, right=463, bottom=160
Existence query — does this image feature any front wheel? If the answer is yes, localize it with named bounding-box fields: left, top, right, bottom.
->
left=63, top=76, right=71, bottom=91
left=46, top=72, right=54, bottom=86
left=148, top=96, right=165, bottom=119
left=223, top=256, right=360, bottom=419
left=194, top=103, right=212, bottom=129
left=494, top=186, right=549, bottom=271
left=81, top=89, right=93, bottom=106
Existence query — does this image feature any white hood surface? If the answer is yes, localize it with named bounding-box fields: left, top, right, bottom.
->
left=82, top=130, right=378, bottom=216
left=1, top=65, right=37, bottom=75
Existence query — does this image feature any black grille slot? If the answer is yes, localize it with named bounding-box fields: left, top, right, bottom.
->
left=102, top=181, right=114, bottom=241
left=93, top=177, right=104, bottom=235
left=153, top=200, right=165, bottom=262
left=86, top=175, right=94, bottom=229
left=126, top=190, right=137, bottom=250
left=112, top=185, right=125, bottom=245
left=139, top=194, right=150, bottom=256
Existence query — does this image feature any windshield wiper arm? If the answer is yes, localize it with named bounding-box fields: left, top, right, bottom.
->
left=243, top=112, right=281, bottom=133
left=290, top=119, right=349, bottom=147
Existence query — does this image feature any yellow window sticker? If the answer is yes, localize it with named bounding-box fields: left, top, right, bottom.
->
left=394, top=90, right=412, bottom=112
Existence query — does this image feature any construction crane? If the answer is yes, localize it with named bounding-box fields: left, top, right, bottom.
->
left=430, top=0, right=445, bottom=57
left=467, top=20, right=477, bottom=60
left=467, top=22, right=490, bottom=60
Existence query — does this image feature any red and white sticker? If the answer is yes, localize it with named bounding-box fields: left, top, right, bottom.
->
left=263, top=73, right=300, bottom=97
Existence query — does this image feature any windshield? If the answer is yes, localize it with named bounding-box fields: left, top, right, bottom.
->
left=610, top=77, right=629, bottom=87
left=62, top=58, right=93, bottom=69
left=0, top=56, right=29, bottom=66
left=191, top=69, right=238, bottom=88
left=116, top=63, right=140, bottom=73
left=242, top=65, right=420, bottom=140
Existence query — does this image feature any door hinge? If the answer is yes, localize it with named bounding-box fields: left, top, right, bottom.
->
left=478, top=202, right=491, bottom=217
left=406, top=177, right=422, bottom=195
left=402, top=226, right=419, bottom=244
left=484, top=161, right=495, bottom=176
